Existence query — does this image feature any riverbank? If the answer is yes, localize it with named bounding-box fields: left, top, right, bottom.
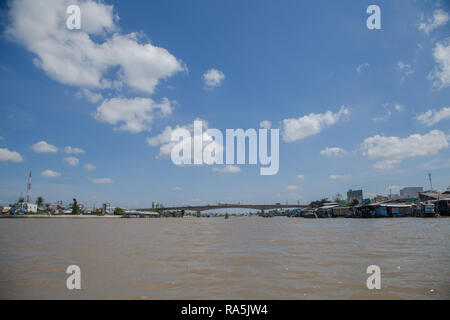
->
left=0, top=214, right=122, bottom=219
left=1, top=214, right=448, bottom=219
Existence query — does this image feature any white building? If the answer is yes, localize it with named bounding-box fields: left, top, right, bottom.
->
left=17, top=202, right=37, bottom=213
left=400, top=187, right=423, bottom=198
left=347, top=189, right=363, bottom=204
left=102, top=203, right=116, bottom=215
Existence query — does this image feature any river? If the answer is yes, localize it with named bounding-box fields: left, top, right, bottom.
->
left=0, top=217, right=448, bottom=299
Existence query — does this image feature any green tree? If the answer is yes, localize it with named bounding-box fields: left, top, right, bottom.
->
left=309, top=198, right=329, bottom=208
left=349, top=198, right=360, bottom=207
left=36, top=196, right=44, bottom=208
left=72, top=198, right=80, bottom=215
left=18, top=197, right=24, bottom=203
left=114, top=207, right=126, bottom=215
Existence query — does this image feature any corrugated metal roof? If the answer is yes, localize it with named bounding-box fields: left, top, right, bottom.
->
left=379, top=204, right=413, bottom=208
left=320, top=205, right=349, bottom=209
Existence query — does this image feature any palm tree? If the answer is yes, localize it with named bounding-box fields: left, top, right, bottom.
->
left=72, top=198, right=80, bottom=215
left=36, top=196, right=44, bottom=208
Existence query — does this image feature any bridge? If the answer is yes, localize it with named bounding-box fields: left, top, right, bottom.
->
left=137, top=204, right=308, bottom=215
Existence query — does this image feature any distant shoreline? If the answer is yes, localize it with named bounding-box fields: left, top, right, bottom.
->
left=0, top=214, right=448, bottom=220
left=0, top=215, right=123, bottom=219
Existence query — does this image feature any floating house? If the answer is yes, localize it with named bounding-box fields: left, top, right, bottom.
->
left=434, top=199, right=450, bottom=216
left=379, top=203, right=414, bottom=217
left=124, top=210, right=160, bottom=218
left=355, top=203, right=415, bottom=218
left=316, top=204, right=353, bottom=218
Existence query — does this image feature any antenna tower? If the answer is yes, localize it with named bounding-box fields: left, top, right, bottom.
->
left=26, top=171, right=32, bottom=203
left=428, top=173, right=433, bottom=191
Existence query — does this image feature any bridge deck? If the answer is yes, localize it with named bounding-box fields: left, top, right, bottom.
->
left=137, top=204, right=308, bottom=212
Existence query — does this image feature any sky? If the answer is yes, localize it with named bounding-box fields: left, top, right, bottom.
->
left=0, top=0, right=449, bottom=208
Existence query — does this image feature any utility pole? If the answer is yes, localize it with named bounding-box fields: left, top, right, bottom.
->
left=428, top=173, right=433, bottom=191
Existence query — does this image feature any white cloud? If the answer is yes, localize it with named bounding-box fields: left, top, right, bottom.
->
left=428, top=39, right=450, bottom=88
left=63, top=146, right=85, bottom=154
left=147, top=119, right=223, bottom=164
left=6, top=0, right=185, bottom=94
left=32, top=141, right=58, bottom=153
left=394, top=104, right=404, bottom=112
left=286, top=185, right=298, bottom=191
left=146, top=125, right=174, bottom=148
left=373, top=103, right=404, bottom=122
left=361, top=130, right=449, bottom=169
left=203, top=68, right=225, bottom=88
left=373, top=110, right=392, bottom=122
left=386, top=185, right=403, bottom=194
left=373, top=159, right=402, bottom=170
left=212, top=165, right=240, bottom=174
left=84, top=163, right=96, bottom=171
left=418, top=9, right=449, bottom=34
left=259, top=120, right=272, bottom=129
left=416, top=107, right=450, bottom=126
left=173, top=186, right=182, bottom=191
left=75, top=89, right=103, bottom=103
left=329, top=174, right=350, bottom=180
left=320, top=147, right=346, bottom=157
left=398, top=61, right=414, bottom=82
left=282, top=106, right=350, bottom=143
left=94, top=97, right=173, bottom=133
left=76, top=0, right=118, bottom=34
left=356, top=63, right=369, bottom=73
left=0, top=148, right=24, bottom=162
left=41, top=169, right=60, bottom=178
left=91, top=177, right=113, bottom=184
left=420, top=158, right=450, bottom=170
left=296, top=174, right=304, bottom=180
left=63, top=156, right=79, bottom=166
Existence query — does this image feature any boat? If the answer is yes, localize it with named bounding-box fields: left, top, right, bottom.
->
left=302, top=209, right=318, bottom=218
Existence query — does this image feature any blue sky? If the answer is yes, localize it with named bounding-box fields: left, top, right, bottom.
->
left=0, top=0, right=449, bottom=208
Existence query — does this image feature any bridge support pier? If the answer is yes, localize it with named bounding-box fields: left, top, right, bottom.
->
left=260, top=209, right=265, bottom=216
left=196, top=211, right=201, bottom=217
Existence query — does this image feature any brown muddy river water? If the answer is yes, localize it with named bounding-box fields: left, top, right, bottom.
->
left=0, top=217, right=448, bottom=299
